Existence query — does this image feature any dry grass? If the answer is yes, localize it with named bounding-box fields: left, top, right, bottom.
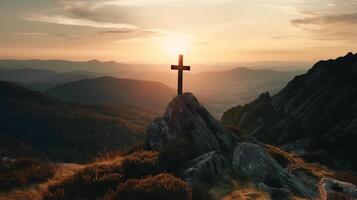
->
left=214, top=145, right=356, bottom=200
left=222, top=188, right=271, bottom=200
left=266, top=145, right=333, bottom=177
left=208, top=169, right=270, bottom=200
left=266, top=145, right=357, bottom=199
left=0, top=163, right=84, bottom=200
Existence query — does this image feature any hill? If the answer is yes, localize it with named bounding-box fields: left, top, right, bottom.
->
left=0, top=67, right=98, bottom=92
left=221, top=53, right=357, bottom=170
left=0, top=59, right=131, bottom=73
left=0, top=59, right=303, bottom=116
left=2, top=93, right=356, bottom=200
left=0, top=81, right=156, bottom=162
left=119, top=67, right=302, bottom=116
left=46, top=76, right=176, bottom=111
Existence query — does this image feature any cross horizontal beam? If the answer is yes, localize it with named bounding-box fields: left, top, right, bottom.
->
left=171, top=65, right=190, bottom=70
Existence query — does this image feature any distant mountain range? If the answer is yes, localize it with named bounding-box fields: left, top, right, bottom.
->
left=0, top=59, right=304, bottom=116
left=0, top=59, right=132, bottom=73
left=0, top=81, right=156, bottom=162
left=0, top=67, right=97, bottom=92
left=46, top=77, right=176, bottom=112
left=222, top=52, right=357, bottom=170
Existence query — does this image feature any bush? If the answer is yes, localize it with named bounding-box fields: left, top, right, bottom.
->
left=43, top=163, right=123, bottom=200
left=158, top=138, right=195, bottom=173
left=121, top=150, right=161, bottom=179
left=191, top=184, right=215, bottom=200
left=0, top=157, right=56, bottom=191
left=103, top=173, right=192, bottom=200
left=123, top=141, right=145, bottom=155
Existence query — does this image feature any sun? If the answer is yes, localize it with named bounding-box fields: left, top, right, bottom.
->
left=165, top=35, right=189, bottom=56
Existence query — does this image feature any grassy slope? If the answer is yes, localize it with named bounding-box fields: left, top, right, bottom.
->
left=0, top=81, right=157, bottom=162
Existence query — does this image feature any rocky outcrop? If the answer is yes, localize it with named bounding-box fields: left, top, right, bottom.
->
left=183, top=151, right=229, bottom=185
left=222, top=53, right=357, bottom=169
left=231, top=143, right=316, bottom=198
left=318, top=178, right=357, bottom=200
left=146, top=93, right=237, bottom=156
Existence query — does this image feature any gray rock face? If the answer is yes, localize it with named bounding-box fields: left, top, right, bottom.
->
left=258, top=183, right=293, bottom=200
left=319, top=178, right=357, bottom=200
left=146, top=93, right=236, bottom=156
left=222, top=53, right=357, bottom=169
left=183, top=151, right=229, bottom=185
left=232, top=143, right=316, bottom=198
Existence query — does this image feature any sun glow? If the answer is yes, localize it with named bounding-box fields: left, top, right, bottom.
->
left=164, top=35, right=190, bottom=56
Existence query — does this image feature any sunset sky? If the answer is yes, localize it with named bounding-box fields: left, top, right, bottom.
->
left=0, top=0, right=356, bottom=64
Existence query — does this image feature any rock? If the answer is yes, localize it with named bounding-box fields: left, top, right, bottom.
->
left=222, top=53, right=357, bottom=169
left=281, top=137, right=313, bottom=155
left=231, top=143, right=316, bottom=198
left=183, top=151, right=229, bottom=185
left=146, top=93, right=237, bottom=156
left=319, top=178, right=357, bottom=200
left=258, top=183, right=293, bottom=200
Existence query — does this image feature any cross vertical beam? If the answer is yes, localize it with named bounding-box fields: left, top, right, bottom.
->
left=178, top=54, right=183, bottom=95
left=171, top=54, right=190, bottom=95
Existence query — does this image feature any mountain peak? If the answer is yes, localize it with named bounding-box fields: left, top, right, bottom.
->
left=88, top=59, right=100, bottom=63
left=146, top=93, right=236, bottom=156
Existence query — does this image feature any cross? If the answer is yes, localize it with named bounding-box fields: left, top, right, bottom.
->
left=171, top=54, right=190, bottom=95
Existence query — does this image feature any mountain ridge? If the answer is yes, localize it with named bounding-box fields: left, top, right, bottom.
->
left=46, top=76, right=176, bottom=112
left=221, top=52, right=357, bottom=170
left=0, top=81, right=156, bottom=162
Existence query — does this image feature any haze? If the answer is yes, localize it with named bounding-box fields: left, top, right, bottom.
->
left=0, top=0, right=356, bottom=68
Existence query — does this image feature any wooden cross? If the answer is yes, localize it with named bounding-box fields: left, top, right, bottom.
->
left=171, top=54, right=190, bottom=95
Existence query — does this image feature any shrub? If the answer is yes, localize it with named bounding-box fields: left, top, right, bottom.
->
left=0, top=157, right=56, bottom=191
left=121, top=150, right=161, bottom=179
left=123, top=141, right=145, bottom=155
left=191, top=184, right=215, bottom=200
left=158, top=138, right=195, bottom=173
left=103, top=173, right=192, bottom=200
left=43, top=163, right=123, bottom=200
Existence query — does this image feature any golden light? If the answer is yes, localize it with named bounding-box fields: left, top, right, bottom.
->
left=164, top=35, right=190, bottom=56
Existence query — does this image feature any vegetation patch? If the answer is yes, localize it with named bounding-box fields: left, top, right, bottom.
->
left=43, top=150, right=193, bottom=200
left=0, top=157, right=56, bottom=191
left=43, top=163, right=123, bottom=200
left=158, top=138, right=195, bottom=173
left=103, top=173, right=192, bottom=200
left=121, top=150, right=161, bottom=179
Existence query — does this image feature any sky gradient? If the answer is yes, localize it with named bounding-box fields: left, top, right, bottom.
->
left=0, top=0, right=356, bottom=65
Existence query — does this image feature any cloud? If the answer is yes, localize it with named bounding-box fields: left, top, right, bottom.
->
left=9, top=32, right=49, bottom=37
left=98, top=30, right=134, bottom=34
left=92, top=0, right=228, bottom=7
left=98, top=28, right=165, bottom=35
left=9, top=32, right=81, bottom=39
left=291, top=13, right=357, bottom=25
left=22, top=15, right=139, bottom=30
left=291, top=12, right=357, bottom=41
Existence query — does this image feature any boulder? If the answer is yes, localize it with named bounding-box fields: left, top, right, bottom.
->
left=231, top=143, right=316, bottom=198
left=146, top=93, right=237, bottom=156
left=258, top=183, right=293, bottom=200
left=183, top=151, right=229, bottom=185
left=319, top=178, right=357, bottom=200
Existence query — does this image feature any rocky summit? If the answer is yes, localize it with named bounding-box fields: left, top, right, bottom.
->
left=146, top=93, right=237, bottom=156
left=222, top=52, right=357, bottom=170
left=144, top=92, right=357, bottom=199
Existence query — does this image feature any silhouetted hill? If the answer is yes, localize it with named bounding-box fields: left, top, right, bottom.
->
left=221, top=53, right=357, bottom=170
left=0, top=59, right=130, bottom=73
left=118, top=67, right=302, bottom=116
left=46, top=77, right=176, bottom=111
left=0, top=59, right=303, bottom=116
left=0, top=81, right=156, bottom=162
left=0, top=67, right=97, bottom=91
